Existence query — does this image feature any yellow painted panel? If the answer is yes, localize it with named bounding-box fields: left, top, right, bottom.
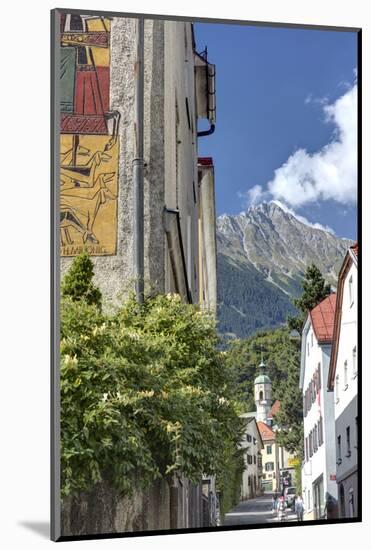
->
left=87, top=17, right=111, bottom=32
left=86, top=18, right=110, bottom=66
left=60, top=134, right=119, bottom=256
left=90, top=46, right=109, bottom=67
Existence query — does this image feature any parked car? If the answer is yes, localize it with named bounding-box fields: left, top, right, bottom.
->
left=284, top=486, right=296, bottom=509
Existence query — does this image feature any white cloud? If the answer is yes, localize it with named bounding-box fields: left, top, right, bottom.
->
left=242, top=184, right=267, bottom=205
left=243, top=82, right=357, bottom=209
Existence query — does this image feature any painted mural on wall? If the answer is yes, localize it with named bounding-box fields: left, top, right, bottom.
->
left=60, top=14, right=119, bottom=256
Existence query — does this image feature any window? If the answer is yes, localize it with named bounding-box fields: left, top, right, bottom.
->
left=259, top=390, right=263, bottom=401
left=313, top=425, right=318, bottom=453
left=335, top=375, right=340, bottom=403
left=352, top=347, right=357, bottom=377
left=337, top=435, right=342, bottom=464
left=311, top=332, right=313, bottom=347
left=246, top=434, right=252, bottom=442
left=355, top=417, right=358, bottom=449
left=344, top=361, right=348, bottom=389
left=318, top=364, right=321, bottom=390
left=247, top=454, right=253, bottom=465
left=254, top=455, right=256, bottom=464
left=349, top=275, right=354, bottom=307
left=253, top=437, right=257, bottom=445
left=307, top=342, right=310, bottom=356
left=346, top=426, right=351, bottom=457
left=309, top=432, right=313, bottom=457
left=266, top=445, right=272, bottom=455
left=185, top=97, right=192, bottom=131
left=318, top=417, right=323, bottom=447
left=265, top=462, right=274, bottom=472
left=305, top=437, right=309, bottom=462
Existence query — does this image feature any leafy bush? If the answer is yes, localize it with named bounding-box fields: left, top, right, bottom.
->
left=61, top=292, right=244, bottom=498
left=61, top=250, right=102, bottom=308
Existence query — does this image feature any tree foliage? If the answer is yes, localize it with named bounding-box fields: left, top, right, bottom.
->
left=60, top=287, right=244, bottom=498
left=225, top=327, right=303, bottom=454
left=225, top=328, right=299, bottom=411
left=287, top=263, right=331, bottom=332
left=217, top=255, right=297, bottom=339
left=273, top=335, right=303, bottom=453
left=61, top=250, right=102, bottom=309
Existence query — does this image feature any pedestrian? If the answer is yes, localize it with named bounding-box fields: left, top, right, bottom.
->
left=277, top=496, right=286, bottom=522
left=295, top=494, right=304, bottom=522
left=272, top=494, right=277, bottom=516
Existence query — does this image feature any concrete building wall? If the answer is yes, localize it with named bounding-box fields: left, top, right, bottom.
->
left=164, top=21, right=200, bottom=302
left=198, top=162, right=217, bottom=311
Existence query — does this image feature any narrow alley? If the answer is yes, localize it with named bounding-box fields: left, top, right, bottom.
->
left=223, top=494, right=297, bottom=526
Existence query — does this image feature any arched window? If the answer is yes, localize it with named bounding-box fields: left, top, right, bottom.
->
left=259, top=390, right=264, bottom=401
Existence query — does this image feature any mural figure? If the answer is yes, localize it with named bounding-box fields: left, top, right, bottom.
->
left=60, top=14, right=119, bottom=256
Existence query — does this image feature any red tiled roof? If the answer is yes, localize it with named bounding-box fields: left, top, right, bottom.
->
left=268, top=400, right=281, bottom=418
left=198, top=157, right=213, bottom=166
left=309, top=293, right=337, bottom=344
left=350, top=242, right=358, bottom=257
left=257, top=421, right=276, bottom=441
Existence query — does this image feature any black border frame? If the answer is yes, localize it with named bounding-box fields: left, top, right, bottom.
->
left=51, top=7, right=362, bottom=542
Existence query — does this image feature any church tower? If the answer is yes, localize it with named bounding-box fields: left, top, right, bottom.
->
left=254, top=360, right=272, bottom=422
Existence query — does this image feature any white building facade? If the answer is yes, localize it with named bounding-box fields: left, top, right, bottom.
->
left=300, top=294, right=338, bottom=520
left=327, top=244, right=358, bottom=518
left=240, top=416, right=263, bottom=500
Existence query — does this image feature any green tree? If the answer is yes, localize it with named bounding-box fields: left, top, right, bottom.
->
left=274, top=336, right=303, bottom=453
left=287, top=264, right=331, bottom=332
left=61, top=251, right=102, bottom=309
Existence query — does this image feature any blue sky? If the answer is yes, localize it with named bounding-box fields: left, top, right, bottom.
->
left=195, top=23, right=358, bottom=239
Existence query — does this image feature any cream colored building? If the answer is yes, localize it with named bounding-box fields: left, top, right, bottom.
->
left=240, top=415, right=263, bottom=500
left=327, top=244, right=358, bottom=519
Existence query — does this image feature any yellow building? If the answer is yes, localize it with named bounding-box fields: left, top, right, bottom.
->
left=257, top=421, right=280, bottom=492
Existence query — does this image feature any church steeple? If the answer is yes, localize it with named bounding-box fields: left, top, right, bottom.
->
left=254, top=358, right=272, bottom=422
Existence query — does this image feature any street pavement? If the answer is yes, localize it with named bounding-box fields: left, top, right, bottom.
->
left=223, top=493, right=298, bottom=526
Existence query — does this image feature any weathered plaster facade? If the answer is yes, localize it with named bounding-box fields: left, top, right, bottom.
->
left=60, top=18, right=216, bottom=311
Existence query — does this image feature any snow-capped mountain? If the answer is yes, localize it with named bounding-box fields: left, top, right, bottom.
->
left=217, top=201, right=353, bottom=338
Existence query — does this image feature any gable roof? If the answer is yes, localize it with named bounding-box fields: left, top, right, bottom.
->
left=327, top=243, right=358, bottom=390
left=257, top=421, right=276, bottom=441
left=309, top=293, right=337, bottom=344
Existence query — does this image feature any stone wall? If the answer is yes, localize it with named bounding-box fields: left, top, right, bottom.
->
left=61, top=476, right=204, bottom=536
left=61, top=478, right=171, bottom=536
